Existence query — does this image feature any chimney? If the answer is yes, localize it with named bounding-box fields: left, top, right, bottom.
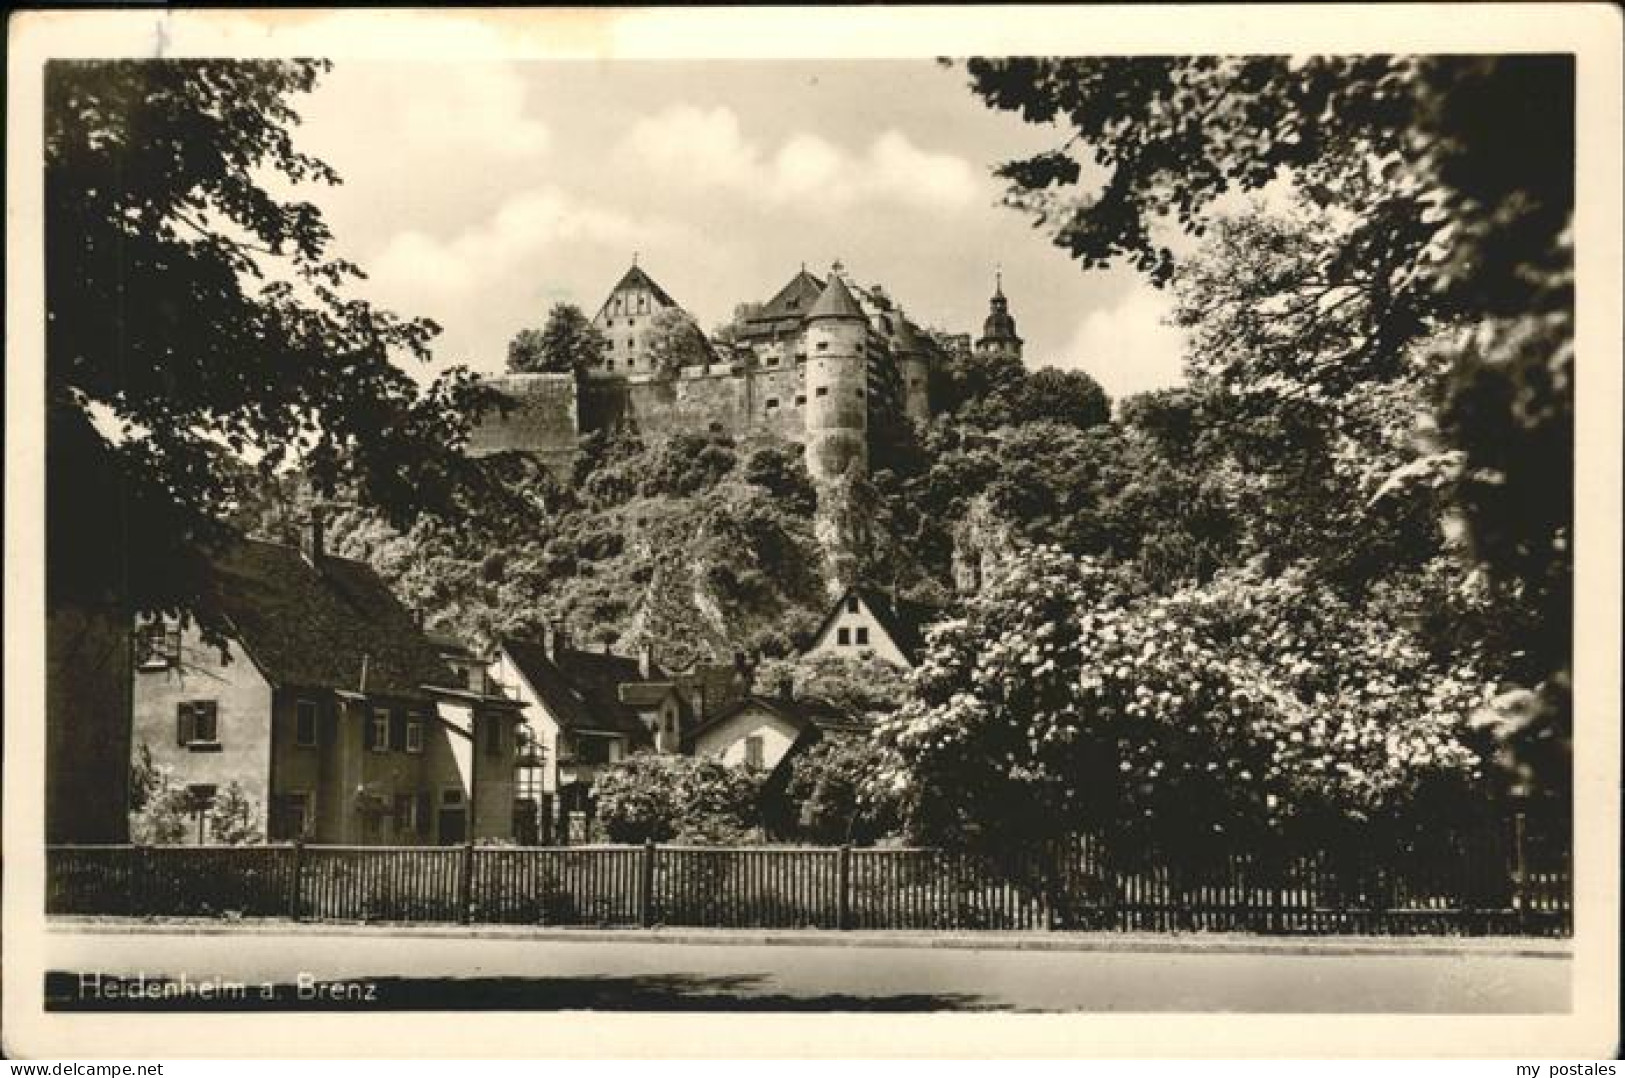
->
left=544, top=622, right=569, bottom=662
left=300, top=512, right=324, bottom=566
left=638, top=641, right=655, bottom=680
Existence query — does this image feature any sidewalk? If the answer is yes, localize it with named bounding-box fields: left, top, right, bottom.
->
left=47, top=915, right=1572, bottom=959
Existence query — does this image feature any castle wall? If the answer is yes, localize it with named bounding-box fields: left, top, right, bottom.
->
left=466, top=373, right=581, bottom=475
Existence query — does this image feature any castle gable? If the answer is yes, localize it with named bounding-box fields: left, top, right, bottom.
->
left=590, top=261, right=689, bottom=377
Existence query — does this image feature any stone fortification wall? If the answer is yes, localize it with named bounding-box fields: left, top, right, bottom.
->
left=465, top=372, right=581, bottom=475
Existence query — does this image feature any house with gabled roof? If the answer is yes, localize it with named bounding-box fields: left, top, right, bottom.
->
left=683, top=694, right=867, bottom=777
left=129, top=520, right=524, bottom=846
left=491, top=630, right=750, bottom=834
left=803, top=585, right=938, bottom=668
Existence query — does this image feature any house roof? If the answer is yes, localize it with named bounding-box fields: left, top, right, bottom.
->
left=681, top=694, right=866, bottom=751
left=806, top=273, right=867, bottom=323
left=204, top=538, right=454, bottom=699
left=809, top=585, right=939, bottom=664
left=500, top=636, right=666, bottom=740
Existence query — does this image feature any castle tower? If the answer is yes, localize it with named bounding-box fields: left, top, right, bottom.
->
left=588, top=258, right=685, bottom=377
left=802, top=269, right=870, bottom=484
left=974, top=271, right=1023, bottom=363
left=893, top=314, right=932, bottom=423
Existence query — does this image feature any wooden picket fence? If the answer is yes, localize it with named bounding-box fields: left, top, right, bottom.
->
left=46, top=833, right=1571, bottom=936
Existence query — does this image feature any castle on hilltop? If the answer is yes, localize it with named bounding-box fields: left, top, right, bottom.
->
left=467, top=259, right=1024, bottom=484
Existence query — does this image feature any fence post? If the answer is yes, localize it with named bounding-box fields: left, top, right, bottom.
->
left=640, top=839, right=656, bottom=928
left=289, top=838, right=306, bottom=922
left=1513, top=810, right=1530, bottom=934
left=459, top=840, right=475, bottom=925
left=837, top=845, right=852, bottom=930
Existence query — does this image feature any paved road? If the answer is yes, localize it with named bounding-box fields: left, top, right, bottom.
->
left=44, top=928, right=1569, bottom=1013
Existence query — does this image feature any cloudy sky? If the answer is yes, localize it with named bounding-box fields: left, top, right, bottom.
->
left=286, top=59, right=1188, bottom=402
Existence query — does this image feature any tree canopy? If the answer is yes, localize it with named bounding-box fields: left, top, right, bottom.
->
left=507, top=303, right=607, bottom=374
left=46, top=60, right=500, bottom=613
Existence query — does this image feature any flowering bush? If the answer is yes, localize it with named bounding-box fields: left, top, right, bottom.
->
left=874, top=546, right=1486, bottom=858
left=592, top=755, right=763, bottom=844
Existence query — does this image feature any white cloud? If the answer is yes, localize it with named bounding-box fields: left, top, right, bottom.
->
left=616, top=104, right=983, bottom=212
left=1057, top=286, right=1189, bottom=404
left=360, top=187, right=696, bottom=373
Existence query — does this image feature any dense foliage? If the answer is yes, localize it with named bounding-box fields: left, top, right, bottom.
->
left=958, top=55, right=1573, bottom=793
left=592, top=755, right=763, bottom=844
left=46, top=60, right=500, bottom=614
left=508, top=303, right=607, bottom=374
left=780, top=736, right=899, bottom=845
left=875, top=547, right=1487, bottom=859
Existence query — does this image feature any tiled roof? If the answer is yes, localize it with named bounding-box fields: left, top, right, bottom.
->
left=205, top=539, right=454, bottom=699
left=501, top=637, right=665, bottom=740
left=739, top=269, right=827, bottom=341
left=856, top=587, right=938, bottom=662
left=806, top=274, right=867, bottom=322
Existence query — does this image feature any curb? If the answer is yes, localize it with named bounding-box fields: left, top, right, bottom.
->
left=47, top=918, right=1573, bottom=959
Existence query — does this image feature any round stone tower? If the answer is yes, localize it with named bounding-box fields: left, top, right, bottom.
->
left=894, top=314, right=932, bottom=423
left=802, top=269, right=870, bottom=483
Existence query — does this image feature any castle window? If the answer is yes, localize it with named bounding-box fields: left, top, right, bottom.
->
left=816, top=341, right=829, bottom=352
left=815, top=386, right=828, bottom=397
left=607, top=360, right=616, bottom=370
left=765, top=398, right=779, bottom=411
left=767, top=355, right=779, bottom=367
left=795, top=395, right=806, bottom=406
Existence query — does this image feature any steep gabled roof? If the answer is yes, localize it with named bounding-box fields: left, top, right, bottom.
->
left=806, top=273, right=867, bottom=323
left=204, top=539, right=454, bottom=699
left=500, top=637, right=665, bottom=740
left=606, top=263, right=680, bottom=309
left=808, top=585, right=941, bottom=664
